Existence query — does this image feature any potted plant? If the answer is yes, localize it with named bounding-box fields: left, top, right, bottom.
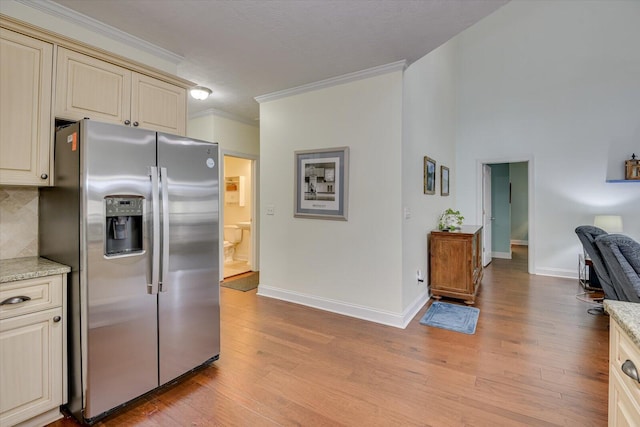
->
left=438, top=208, right=464, bottom=231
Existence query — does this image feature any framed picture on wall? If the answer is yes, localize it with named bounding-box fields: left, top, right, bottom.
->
left=441, top=165, right=450, bottom=196
left=424, top=156, right=436, bottom=195
left=294, top=147, right=349, bottom=220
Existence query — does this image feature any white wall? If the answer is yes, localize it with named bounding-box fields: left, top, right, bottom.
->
left=454, top=0, right=640, bottom=278
left=402, top=42, right=458, bottom=311
left=188, top=113, right=259, bottom=156
left=258, top=71, right=405, bottom=324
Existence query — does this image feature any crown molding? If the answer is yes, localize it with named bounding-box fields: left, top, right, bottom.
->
left=189, top=108, right=259, bottom=127
left=255, top=60, right=407, bottom=104
left=16, top=0, right=184, bottom=65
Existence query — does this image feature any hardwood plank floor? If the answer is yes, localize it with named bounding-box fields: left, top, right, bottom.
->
left=48, top=246, right=610, bottom=426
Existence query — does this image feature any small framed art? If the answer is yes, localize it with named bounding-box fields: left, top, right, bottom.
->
left=424, top=156, right=436, bottom=195
left=441, top=165, right=450, bottom=196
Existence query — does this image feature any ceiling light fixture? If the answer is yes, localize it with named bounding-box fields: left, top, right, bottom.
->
left=190, top=86, right=212, bottom=100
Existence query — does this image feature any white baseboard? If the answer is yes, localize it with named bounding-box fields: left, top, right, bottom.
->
left=510, top=240, right=529, bottom=246
left=257, top=285, right=430, bottom=329
left=492, top=251, right=512, bottom=259
left=535, top=267, right=577, bottom=279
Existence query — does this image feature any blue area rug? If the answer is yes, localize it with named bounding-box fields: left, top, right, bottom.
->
left=419, top=301, right=479, bottom=334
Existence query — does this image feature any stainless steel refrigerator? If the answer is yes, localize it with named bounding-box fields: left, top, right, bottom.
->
left=39, top=119, right=220, bottom=423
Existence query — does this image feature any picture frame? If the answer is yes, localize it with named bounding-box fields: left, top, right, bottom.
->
left=441, top=165, right=450, bottom=196
left=423, top=156, right=436, bottom=195
left=294, top=147, right=349, bottom=220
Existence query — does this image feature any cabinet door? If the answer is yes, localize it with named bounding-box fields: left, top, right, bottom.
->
left=609, top=368, right=640, bottom=427
left=431, top=236, right=472, bottom=293
left=0, top=308, right=63, bottom=426
left=55, top=47, right=131, bottom=125
left=132, top=73, right=186, bottom=136
left=0, top=29, right=53, bottom=186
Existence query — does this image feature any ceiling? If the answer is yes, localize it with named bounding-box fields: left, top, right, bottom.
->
left=50, top=0, right=509, bottom=123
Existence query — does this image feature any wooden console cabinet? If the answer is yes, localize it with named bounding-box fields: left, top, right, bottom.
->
left=429, top=226, right=483, bottom=305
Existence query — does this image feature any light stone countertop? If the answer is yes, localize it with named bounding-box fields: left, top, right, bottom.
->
left=604, top=300, right=640, bottom=348
left=0, top=256, right=70, bottom=283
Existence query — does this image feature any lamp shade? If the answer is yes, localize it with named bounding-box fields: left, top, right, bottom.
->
left=594, top=215, right=623, bottom=233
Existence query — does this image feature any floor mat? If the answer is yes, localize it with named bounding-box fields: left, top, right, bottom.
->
left=221, top=271, right=259, bottom=292
left=419, top=301, right=479, bottom=334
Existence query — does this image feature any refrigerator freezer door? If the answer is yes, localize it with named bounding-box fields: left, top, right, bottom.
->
left=157, top=133, right=220, bottom=385
left=82, top=121, right=159, bottom=419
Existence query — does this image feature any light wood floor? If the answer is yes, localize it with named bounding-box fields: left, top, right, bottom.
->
left=49, top=246, right=610, bottom=426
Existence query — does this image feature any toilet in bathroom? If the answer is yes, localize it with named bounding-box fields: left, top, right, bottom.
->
left=223, top=225, right=242, bottom=263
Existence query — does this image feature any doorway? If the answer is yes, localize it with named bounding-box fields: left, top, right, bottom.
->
left=479, top=159, right=534, bottom=274
left=222, top=154, right=255, bottom=279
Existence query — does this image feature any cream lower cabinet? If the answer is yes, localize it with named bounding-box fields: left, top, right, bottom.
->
left=0, top=28, right=53, bottom=186
left=0, top=274, right=66, bottom=427
left=56, top=47, right=186, bottom=135
left=609, top=318, right=640, bottom=426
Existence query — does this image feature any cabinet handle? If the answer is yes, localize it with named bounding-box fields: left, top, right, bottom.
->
left=53, top=316, right=62, bottom=323
left=40, top=173, right=48, bottom=180
left=133, top=121, right=139, bottom=127
left=124, top=120, right=131, bottom=125
left=622, top=360, right=640, bottom=383
left=0, top=296, right=31, bottom=306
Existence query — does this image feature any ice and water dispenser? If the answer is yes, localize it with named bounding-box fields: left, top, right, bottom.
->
left=105, top=196, right=143, bottom=256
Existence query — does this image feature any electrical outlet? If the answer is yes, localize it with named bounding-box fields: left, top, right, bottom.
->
left=416, top=269, right=424, bottom=284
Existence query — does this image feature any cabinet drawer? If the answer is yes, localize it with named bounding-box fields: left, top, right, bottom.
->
left=611, top=321, right=640, bottom=409
left=0, top=275, right=63, bottom=320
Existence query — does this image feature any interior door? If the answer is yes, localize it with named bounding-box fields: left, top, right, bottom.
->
left=157, top=133, right=220, bottom=385
left=482, top=164, right=493, bottom=267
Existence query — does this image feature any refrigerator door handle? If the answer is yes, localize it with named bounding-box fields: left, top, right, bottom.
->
left=159, top=167, right=170, bottom=292
left=149, top=166, right=160, bottom=295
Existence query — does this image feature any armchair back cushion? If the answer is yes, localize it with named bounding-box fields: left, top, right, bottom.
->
left=575, top=225, right=618, bottom=300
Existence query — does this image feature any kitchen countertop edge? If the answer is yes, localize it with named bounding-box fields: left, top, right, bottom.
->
left=604, top=300, right=640, bottom=348
left=0, top=256, right=71, bottom=283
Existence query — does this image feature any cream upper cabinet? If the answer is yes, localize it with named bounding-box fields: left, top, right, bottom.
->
left=55, top=47, right=132, bottom=125
left=132, top=73, right=186, bottom=135
left=0, top=28, right=53, bottom=186
left=56, top=48, right=187, bottom=136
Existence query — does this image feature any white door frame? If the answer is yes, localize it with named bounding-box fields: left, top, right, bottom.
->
left=476, top=156, right=535, bottom=274
left=220, top=149, right=259, bottom=282
left=482, top=164, right=493, bottom=267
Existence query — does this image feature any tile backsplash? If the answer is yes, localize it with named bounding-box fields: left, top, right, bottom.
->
left=0, top=186, right=38, bottom=260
